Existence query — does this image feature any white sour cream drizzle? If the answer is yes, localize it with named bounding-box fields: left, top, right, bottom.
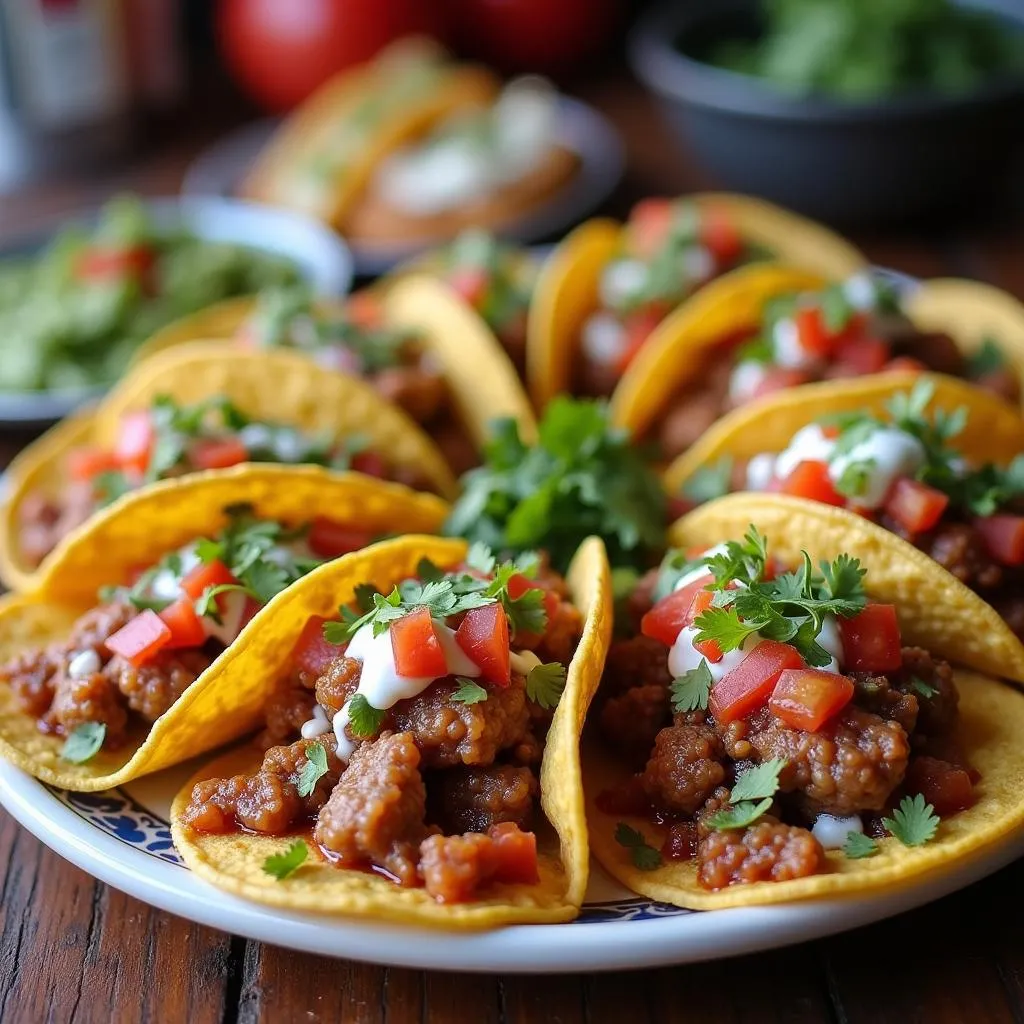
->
left=580, top=312, right=627, bottom=367
left=67, top=649, right=100, bottom=680
left=728, top=360, right=768, bottom=403
left=812, top=813, right=864, bottom=849
left=772, top=316, right=811, bottom=370
left=842, top=272, right=881, bottom=311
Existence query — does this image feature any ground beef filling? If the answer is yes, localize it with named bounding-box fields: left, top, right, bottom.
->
left=17, top=481, right=97, bottom=568
left=598, top=635, right=971, bottom=891
left=0, top=601, right=214, bottom=748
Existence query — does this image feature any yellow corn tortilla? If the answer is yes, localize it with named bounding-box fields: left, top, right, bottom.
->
left=0, top=470, right=450, bottom=791
left=171, top=533, right=612, bottom=928
left=2, top=346, right=458, bottom=591
left=585, top=668, right=1024, bottom=909
left=670, top=493, right=1024, bottom=683
left=241, top=39, right=499, bottom=229
left=663, top=372, right=1024, bottom=496
left=527, top=194, right=866, bottom=411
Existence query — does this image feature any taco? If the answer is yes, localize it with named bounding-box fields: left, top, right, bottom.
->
left=585, top=516, right=1024, bottom=909
left=527, top=194, right=866, bottom=410
left=170, top=534, right=611, bottom=927
left=665, top=378, right=1024, bottom=681
left=241, top=39, right=499, bottom=230
left=610, top=266, right=1024, bottom=463
left=342, top=76, right=578, bottom=248
left=2, top=346, right=458, bottom=589
left=0, top=470, right=449, bottom=791
left=133, top=280, right=536, bottom=475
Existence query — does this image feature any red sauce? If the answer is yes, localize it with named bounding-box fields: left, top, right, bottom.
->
left=662, top=822, right=698, bottom=861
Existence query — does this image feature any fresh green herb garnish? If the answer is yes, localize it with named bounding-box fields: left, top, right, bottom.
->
left=670, top=661, right=713, bottom=713
left=262, top=840, right=308, bottom=881
left=908, top=676, right=938, bottom=699
left=882, top=794, right=940, bottom=847
left=843, top=831, right=880, bottom=859
left=681, top=457, right=734, bottom=505
left=706, top=759, right=786, bottom=832
left=60, top=722, right=106, bottom=764
left=346, top=694, right=386, bottom=739
left=451, top=679, right=489, bottom=705
left=614, top=823, right=663, bottom=871
left=967, top=336, right=1007, bottom=378
left=526, top=662, right=567, bottom=710
left=294, top=742, right=329, bottom=798
left=652, top=549, right=705, bottom=602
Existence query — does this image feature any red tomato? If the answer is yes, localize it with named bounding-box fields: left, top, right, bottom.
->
left=445, top=0, right=619, bottom=75
left=831, top=336, right=891, bottom=376
left=838, top=604, right=903, bottom=673
left=189, top=437, right=249, bottom=471
left=159, top=598, right=207, bottom=650
left=455, top=603, right=510, bottom=686
left=686, top=589, right=722, bottom=662
left=794, top=306, right=832, bottom=359
left=885, top=356, right=928, bottom=374
left=615, top=307, right=667, bottom=374
left=308, top=517, right=374, bottom=558
left=217, top=0, right=444, bottom=112
left=391, top=606, right=447, bottom=677
left=114, top=411, right=155, bottom=478
left=974, top=514, right=1024, bottom=565
left=780, top=460, right=846, bottom=507
left=506, top=572, right=559, bottom=638
left=903, top=756, right=975, bottom=815
left=884, top=478, right=949, bottom=535
left=447, top=266, right=489, bottom=309
left=625, top=198, right=675, bottom=261
left=640, top=574, right=714, bottom=648
left=700, top=207, right=743, bottom=265
left=105, top=610, right=171, bottom=667
left=346, top=290, right=384, bottom=328
left=709, top=639, right=805, bottom=724
left=67, top=446, right=121, bottom=482
left=291, top=615, right=339, bottom=677
left=488, top=822, right=539, bottom=884
left=76, top=245, right=155, bottom=282
left=181, top=559, right=238, bottom=601
left=769, top=668, right=854, bottom=732
left=750, top=367, right=813, bottom=400
left=350, top=451, right=388, bottom=478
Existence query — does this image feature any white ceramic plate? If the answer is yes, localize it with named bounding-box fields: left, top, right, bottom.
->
left=182, top=98, right=626, bottom=277
left=1, top=755, right=1022, bottom=973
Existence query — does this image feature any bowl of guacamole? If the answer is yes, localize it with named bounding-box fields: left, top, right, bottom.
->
left=0, top=195, right=353, bottom=424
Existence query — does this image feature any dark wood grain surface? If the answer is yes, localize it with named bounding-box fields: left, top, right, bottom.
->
left=2, top=76, right=1024, bottom=1024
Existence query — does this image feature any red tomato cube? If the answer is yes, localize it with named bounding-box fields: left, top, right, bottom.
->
left=884, top=478, right=949, bottom=535
left=114, top=411, right=155, bottom=478
left=781, top=460, right=846, bottom=507
left=794, top=306, right=832, bottom=358
left=699, top=207, right=743, bottom=265
left=709, top=639, right=805, bottom=724
left=159, top=597, right=207, bottom=649
left=750, top=367, right=813, bottom=400
left=291, top=615, right=338, bottom=677
left=67, top=446, right=121, bottom=482
left=838, top=604, right=903, bottom=672
left=615, top=307, right=667, bottom=373
left=488, top=822, right=539, bottom=885
left=831, top=336, right=891, bottom=376
left=625, top=198, right=675, bottom=259
left=447, top=266, right=489, bottom=309
left=903, top=756, right=975, bottom=815
left=189, top=437, right=249, bottom=471
left=455, top=603, right=510, bottom=686
left=686, top=590, right=722, bottom=662
left=105, top=610, right=171, bottom=667
left=974, top=515, right=1024, bottom=566
left=391, top=607, right=447, bottom=678
left=769, top=668, right=854, bottom=731
left=640, top=573, right=714, bottom=647
left=181, top=559, right=237, bottom=601
left=308, top=517, right=374, bottom=559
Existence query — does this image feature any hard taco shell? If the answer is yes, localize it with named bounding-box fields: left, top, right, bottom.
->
left=171, top=533, right=612, bottom=928
left=0, top=470, right=449, bottom=791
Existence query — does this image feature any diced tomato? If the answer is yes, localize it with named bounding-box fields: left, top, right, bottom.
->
left=488, top=823, right=539, bottom=885
left=794, top=306, right=832, bottom=359
left=903, top=756, right=975, bottom=815
left=181, top=559, right=237, bottom=601
left=158, top=597, right=207, bottom=650
left=709, top=639, right=805, bottom=724
left=76, top=244, right=155, bottom=282
left=838, top=604, right=903, bottom=673
left=391, top=606, right=447, bottom=678
left=885, top=356, right=927, bottom=374
left=750, top=367, right=813, bottom=399
left=615, top=306, right=667, bottom=373
left=884, top=478, right=949, bottom=535
left=189, top=437, right=249, bottom=471
left=455, top=603, right=510, bottom=686
left=66, top=446, right=121, bottom=482
left=308, top=517, right=374, bottom=559
left=345, top=291, right=382, bottom=328
left=447, top=266, right=489, bottom=309
left=114, top=411, right=155, bottom=478
left=700, top=207, right=742, bottom=265
left=105, top=610, right=171, bottom=667
left=239, top=597, right=262, bottom=630
left=780, top=460, right=846, bottom=507
left=832, top=336, right=891, bottom=376
left=640, top=574, right=713, bottom=647
left=769, top=668, right=854, bottom=731
left=505, top=573, right=559, bottom=644
left=350, top=451, right=387, bottom=478
left=291, top=615, right=338, bottom=677
left=625, top=198, right=675, bottom=259
left=974, top=514, right=1024, bottom=566
left=685, top=589, right=722, bottom=662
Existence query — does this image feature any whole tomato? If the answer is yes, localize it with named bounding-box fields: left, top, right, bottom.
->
left=217, top=0, right=446, bottom=111
left=444, top=0, right=619, bottom=75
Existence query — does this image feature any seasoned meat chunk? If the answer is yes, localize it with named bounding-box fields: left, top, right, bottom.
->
left=600, top=684, right=670, bottom=763
left=419, top=822, right=538, bottom=903
left=373, top=366, right=446, bottom=424
left=1, top=648, right=60, bottom=717
left=747, top=707, right=910, bottom=816
left=698, top=820, right=825, bottom=890
left=389, top=678, right=530, bottom=768
left=47, top=665, right=128, bottom=744
left=534, top=599, right=582, bottom=666
left=110, top=650, right=211, bottom=722
left=17, top=482, right=96, bottom=567
left=67, top=601, right=136, bottom=651
left=314, top=731, right=427, bottom=885
left=430, top=765, right=537, bottom=834
left=852, top=673, right=919, bottom=735
left=660, top=390, right=727, bottom=460
left=625, top=569, right=660, bottom=629
left=888, top=328, right=965, bottom=377
left=314, top=656, right=361, bottom=717
left=602, top=635, right=672, bottom=696
left=892, top=646, right=959, bottom=737
left=917, top=522, right=1002, bottom=591
left=257, top=686, right=318, bottom=749
left=642, top=722, right=726, bottom=814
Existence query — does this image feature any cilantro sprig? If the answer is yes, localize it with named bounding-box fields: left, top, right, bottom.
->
left=526, top=662, right=567, bottom=710
left=346, top=694, right=386, bottom=739
left=294, top=742, right=329, bottom=798
left=614, top=823, right=663, bottom=870
left=706, top=758, right=786, bottom=831
left=444, top=397, right=667, bottom=572
left=843, top=832, right=879, bottom=859
left=262, top=840, right=308, bottom=881
left=882, top=794, right=940, bottom=847
left=670, top=662, right=712, bottom=713
left=60, top=722, right=106, bottom=764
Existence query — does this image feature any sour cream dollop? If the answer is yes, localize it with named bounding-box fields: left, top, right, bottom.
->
left=812, top=813, right=863, bottom=850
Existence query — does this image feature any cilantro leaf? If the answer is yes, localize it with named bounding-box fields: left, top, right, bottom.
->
left=93, top=471, right=132, bottom=507
left=652, top=549, right=705, bottom=602
left=692, top=606, right=763, bottom=655
left=908, top=676, right=937, bottom=698
left=703, top=527, right=768, bottom=590
left=346, top=694, right=385, bottom=739
left=882, top=793, right=940, bottom=847
left=295, top=742, right=329, bottom=798
left=967, top=335, right=1007, bottom=378
left=526, top=662, right=567, bottom=710
left=61, top=722, right=106, bottom=764
left=729, top=758, right=786, bottom=802
left=843, top=831, right=879, bottom=859
left=614, top=823, right=663, bottom=871
left=705, top=797, right=774, bottom=831
left=451, top=679, right=488, bottom=704
left=353, top=582, right=379, bottom=614
left=262, top=840, right=308, bottom=881
left=681, top=457, right=733, bottom=505
left=670, top=662, right=712, bottom=713
left=466, top=541, right=496, bottom=575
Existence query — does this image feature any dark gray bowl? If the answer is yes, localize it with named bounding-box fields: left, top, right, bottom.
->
left=629, top=0, right=1024, bottom=226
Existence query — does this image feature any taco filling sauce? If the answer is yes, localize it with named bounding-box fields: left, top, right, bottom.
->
left=17, top=394, right=418, bottom=568
left=0, top=506, right=367, bottom=755
left=179, top=549, right=583, bottom=904
left=655, top=276, right=1020, bottom=461
left=598, top=529, right=974, bottom=890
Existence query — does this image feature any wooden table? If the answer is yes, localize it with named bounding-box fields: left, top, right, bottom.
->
left=3, top=76, right=1024, bottom=1024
